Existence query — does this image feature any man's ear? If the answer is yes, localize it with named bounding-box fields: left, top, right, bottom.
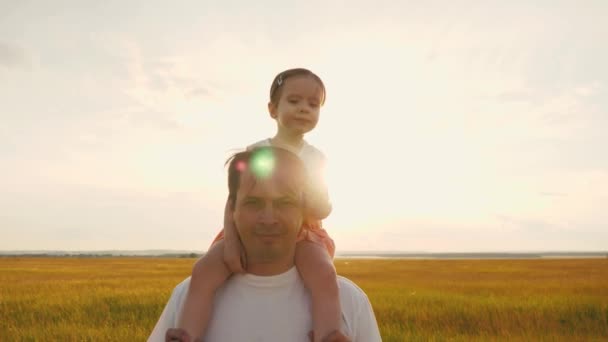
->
left=268, top=102, right=278, bottom=119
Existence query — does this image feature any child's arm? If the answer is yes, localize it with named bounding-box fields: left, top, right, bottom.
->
left=296, top=241, right=341, bottom=342
left=305, top=152, right=332, bottom=220
left=305, top=180, right=332, bottom=220
left=178, top=240, right=231, bottom=339
left=222, top=198, right=246, bottom=273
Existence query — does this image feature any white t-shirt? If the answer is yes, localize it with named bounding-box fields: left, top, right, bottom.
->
left=148, top=267, right=382, bottom=342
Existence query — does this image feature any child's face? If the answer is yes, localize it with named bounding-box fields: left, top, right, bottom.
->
left=269, top=75, right=323, bottom=136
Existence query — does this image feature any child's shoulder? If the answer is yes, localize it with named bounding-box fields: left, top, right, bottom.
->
left=301, top=141, right=327, bottom=165
left=246, top=138, right=272, bottom=150
left=303, top=141, right=325, bottom=156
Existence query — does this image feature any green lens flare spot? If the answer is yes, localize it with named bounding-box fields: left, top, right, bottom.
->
left=250, top=148, right=275, bottom=178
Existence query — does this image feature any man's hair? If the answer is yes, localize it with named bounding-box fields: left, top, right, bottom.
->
left=225, top=146, right=308, bottom=207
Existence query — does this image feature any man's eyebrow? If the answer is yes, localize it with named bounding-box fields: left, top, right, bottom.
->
left=276, top=194, right=297, bottom=201
left=277, top=192, right=303, bottom=203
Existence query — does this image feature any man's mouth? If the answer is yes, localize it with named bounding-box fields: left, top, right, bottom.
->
left=253, top=228, right=282, bottom=239
left=255, top=231, right=282, bottom=237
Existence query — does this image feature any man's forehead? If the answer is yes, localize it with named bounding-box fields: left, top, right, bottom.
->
left=239, top=166, right=303, bottom=198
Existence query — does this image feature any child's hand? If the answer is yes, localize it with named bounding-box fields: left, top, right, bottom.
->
left=222, top=198, right=246, bottom=273
left=305, top=218, right=322, bottom=231
left=165, top=328, right=203, bottom=342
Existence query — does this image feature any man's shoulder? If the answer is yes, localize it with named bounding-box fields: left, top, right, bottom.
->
left=171, top=275, right=369, bottom=311
left=337, top=276, right=368, bottom=296
left=337, top=276, right=371, bottom=310
left=171, top=276, right=192, bottom=299
left=336, top=275, right=380, bottom=340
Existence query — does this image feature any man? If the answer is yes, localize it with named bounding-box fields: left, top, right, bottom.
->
left=148, top=147, right=381, bottom=342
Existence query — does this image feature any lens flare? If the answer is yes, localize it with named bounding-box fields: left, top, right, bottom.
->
left=236, top=160, right=247, bottom=172
left=250, top=148, right=275, bottom=178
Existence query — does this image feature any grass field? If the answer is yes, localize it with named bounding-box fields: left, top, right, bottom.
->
left=1, top=257, right=607, bottom=341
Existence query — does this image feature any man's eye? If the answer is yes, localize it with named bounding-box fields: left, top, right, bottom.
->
left=276, top=200, right=296, bottom=208
left=244, top=200, right=262, bottom=207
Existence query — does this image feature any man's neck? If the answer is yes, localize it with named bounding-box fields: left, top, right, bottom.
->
left=246, top=258, right=295, bottom=276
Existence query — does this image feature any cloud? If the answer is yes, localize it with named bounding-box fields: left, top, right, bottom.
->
left=495, top=90, right=540, bottom=104
left=539, top=192, right=568, bottom=197
left=0, top=41, right=29, bottom=68
left=494, top=214, right=562, bottom=232
left=187, top=86, right=211, bottom=98
left=0, top=183, right=222, bottom=250
left=120, top=41, right=217, bottom=103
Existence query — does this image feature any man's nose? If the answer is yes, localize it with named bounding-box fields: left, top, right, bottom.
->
left=258, top=205, right=277, bottom=224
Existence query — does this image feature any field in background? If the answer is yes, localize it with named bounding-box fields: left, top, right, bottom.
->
left=1, top=257, right=607, bottom=341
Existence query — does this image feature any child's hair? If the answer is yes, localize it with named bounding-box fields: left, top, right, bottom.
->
left=269, top=68, right=326, bottom=106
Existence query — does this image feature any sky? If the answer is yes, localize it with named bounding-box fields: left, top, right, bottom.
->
left=1, top=1, right=607, bottom=252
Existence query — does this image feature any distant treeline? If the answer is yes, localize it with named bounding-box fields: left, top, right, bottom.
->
left=0, top=253, right=203, bottom=258
left=337, top=252, right=608, bottom=259
left=2, top=252, right=607, bottom=259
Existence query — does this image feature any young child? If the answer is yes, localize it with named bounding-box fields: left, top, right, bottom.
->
left=178, top=68, right=341, bottom=341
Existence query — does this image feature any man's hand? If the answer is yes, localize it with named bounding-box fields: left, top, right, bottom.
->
left=308, top=330, right=352, bottom=342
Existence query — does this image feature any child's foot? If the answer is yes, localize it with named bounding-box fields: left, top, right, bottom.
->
left=308, top=329, right=351, bottom=342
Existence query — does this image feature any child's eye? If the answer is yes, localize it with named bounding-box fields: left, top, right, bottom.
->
left=288, top=99, right=298, bottom=104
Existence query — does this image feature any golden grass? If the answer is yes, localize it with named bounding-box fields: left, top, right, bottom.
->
left=1, top=257, right=607, bottom=341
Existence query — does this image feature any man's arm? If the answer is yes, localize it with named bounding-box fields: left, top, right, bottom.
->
left=351, top=293, right=382, bottom=342
left=338, top=278, right=382, bottom=342
left=148, top=279, right=190, bottom=342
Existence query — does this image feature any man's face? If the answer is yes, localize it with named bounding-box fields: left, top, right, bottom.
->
left=232, top=159, right=304, bottom=266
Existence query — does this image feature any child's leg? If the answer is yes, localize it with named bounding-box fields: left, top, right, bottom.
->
left=177, top=239, right=232, bottom=339
left=295, top=240, right=341, bottom=342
